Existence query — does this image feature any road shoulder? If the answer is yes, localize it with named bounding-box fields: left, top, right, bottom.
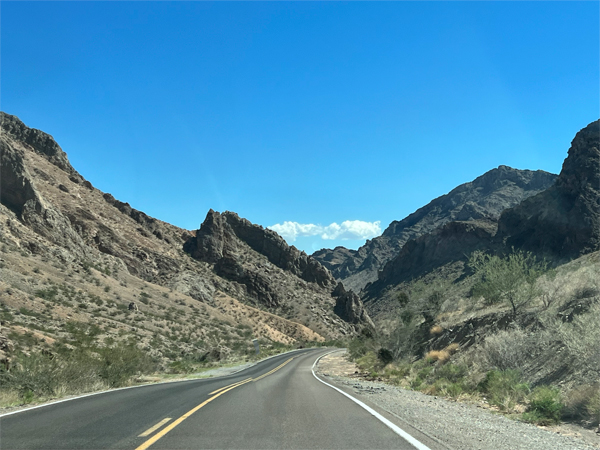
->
left=315, top=350, right=599, bottom=450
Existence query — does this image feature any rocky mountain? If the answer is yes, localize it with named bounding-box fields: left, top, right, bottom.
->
left=313, top=166, right=557, bottom=292
left=0, top=112, right=372, bottom=368
left=363, top=119, right=599, bottom=306
left=183, top=210, right=373, bottom=329
left=498, top=120, right=600, bottom=259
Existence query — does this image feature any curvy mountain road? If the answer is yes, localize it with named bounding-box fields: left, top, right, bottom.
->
left=0, top=349, right=441, bottom=450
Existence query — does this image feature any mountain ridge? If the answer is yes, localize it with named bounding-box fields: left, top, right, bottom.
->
left=313, top=165, right=557, bottom=292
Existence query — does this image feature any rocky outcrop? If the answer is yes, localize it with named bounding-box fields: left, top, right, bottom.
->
left=363, top=220, right=499, bottom=301
left=0, top=135, right=91, bottom=260
left=184, top=210, right=373, bottom=329
left=223, top=212, right=335, bottom=288
left=332, top=283, right=375, bottom=329
left=0, top=112, right=75, bottom=174
left=185, top=210, right=336, bottom=289
left=1, top=111, right=370, bottom=343
left=314, top=166, right=557, bottom=291
left=498, top=120, right=600, bottom=259
left=0, top=139, right=39, bottom=217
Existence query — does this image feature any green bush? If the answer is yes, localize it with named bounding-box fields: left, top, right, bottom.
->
left=35, top=287, right=58, bottom=301
left=410, top=377, right=423, bottom=390
left=356, top=351, right=378, bottom=373
left=0, top=342, right=155, bottom=404
left=444, top=382, right=464, bottom=398
left=479, top=369, right=529, bottom=411
left=469, top=250, right=546, bottom=316
left=523, top=386, right=563, bottom=425
left=97, top=343, right=156, bottom=387
left=562, top=384, right=599, bottom=424
left=435, top=363, right=468, bottom=383
left=348, top=337, right=371, bottom=359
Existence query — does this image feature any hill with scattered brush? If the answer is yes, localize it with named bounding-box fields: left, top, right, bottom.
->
left=0, top=111, right=373, bottom=373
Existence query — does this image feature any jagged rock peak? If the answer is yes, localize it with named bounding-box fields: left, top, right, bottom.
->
left=185, top=210, right=336, bottom=289
left=555, top=120, right=599, bottom=196
left=0, top=112, right=75, bottom=174
left=498, top=119, right=600, bottom=258
left=383, top=165, right=557, bottom=237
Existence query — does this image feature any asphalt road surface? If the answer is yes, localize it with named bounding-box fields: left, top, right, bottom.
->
left=0, top=348, right=441, bottom=450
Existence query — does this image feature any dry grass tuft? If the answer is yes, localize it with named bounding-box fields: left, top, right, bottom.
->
left=430, top=325, right=443, bottom=335
left=0, top=389, right=21, bottom=409
left=445, top=343, right=460, bottom=354
left=425, top=350, right=450, bottom=363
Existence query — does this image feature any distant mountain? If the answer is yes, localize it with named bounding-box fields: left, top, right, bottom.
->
left=0, top=112, right=372, bottom=369
left=313, top=166, right=557, bottom=292
left=363, top=119, right=599, bottom=303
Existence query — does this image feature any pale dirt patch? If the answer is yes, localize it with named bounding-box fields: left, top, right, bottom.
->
left=212, top=291, right=325, bottom=344
left=316, top=349, right=359, bottom=377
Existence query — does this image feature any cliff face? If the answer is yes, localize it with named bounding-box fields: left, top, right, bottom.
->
left=498, top=120, right=600, bottom=259
left=313, top=166, right=557, bottom=292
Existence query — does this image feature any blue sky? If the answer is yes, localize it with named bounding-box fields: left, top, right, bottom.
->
left=2, top=2, right=598, bottom=254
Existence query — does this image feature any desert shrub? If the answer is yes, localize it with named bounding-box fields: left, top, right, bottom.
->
left=348, top=336, right=375, bottom=360
left=396, top=292, right=409, bottom=307
left=479, top=369, right=529, bottom=411
left=435, top=363, right=468, bottom=383
left=168, top=359, right=196, bottom=374
left=0, top=351, right=107, bottom=402
left=356, top=351, right=378, bottom=374
left=523, top=386, right=563, bottom=425
left=400, top=310, right=414, bottom=325
left=410, top=377, right=423, bottom=390
left=469, top=250, right=546, bottom=316
left=64, top=321, right=101, bottom=347
left=445, top=343, right=460, bottom=353
left=416, top=365, right=434, bottom=380
left=97, top=343, right=156, bottom=387
left=35, top=286, right=58, bottom=301
left=430, top=325, right=443, bottom=335
left=573, top=286, right=600, bottom=300
left=562, top=384, right=600, bottom=425
left=475, top=327, right=548, bottom=372
left=444, top=382, right=464, bottom=398
left=551, top=304, right=600, bottom=378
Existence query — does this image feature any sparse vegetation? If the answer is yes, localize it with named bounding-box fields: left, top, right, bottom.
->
left=468, top=250, right=547, bottom=316
left=345, top=250, right=599, bottom=429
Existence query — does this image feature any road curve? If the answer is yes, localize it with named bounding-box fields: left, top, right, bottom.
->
left=0, top=348, right=439, bottom=450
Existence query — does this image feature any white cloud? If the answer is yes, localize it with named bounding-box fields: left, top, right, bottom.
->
left=268, top=220, right=382, bottom=242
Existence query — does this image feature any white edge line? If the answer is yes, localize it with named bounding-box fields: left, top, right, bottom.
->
left=311, top=350, right=433, bottom=450
left=0, top=347, right=317, bottom=418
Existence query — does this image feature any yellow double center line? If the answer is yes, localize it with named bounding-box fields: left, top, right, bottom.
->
left=135, top=357, right=295, bottom=450
left=252, top=357, right=294, bottom=382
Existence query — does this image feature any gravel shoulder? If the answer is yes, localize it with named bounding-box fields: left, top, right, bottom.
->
left=316, top=350, right=599, bottom=450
